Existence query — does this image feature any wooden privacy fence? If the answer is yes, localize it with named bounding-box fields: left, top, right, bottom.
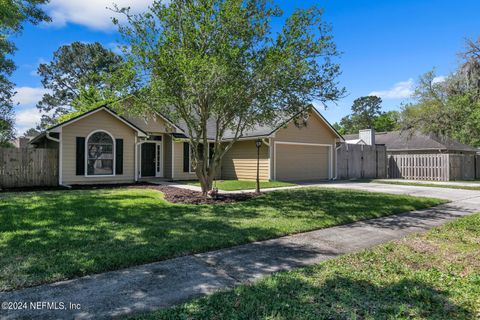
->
left=337, top=143, right=387, bottom=179
left=388, top=153, right=478, bottom=181
left=388, top=154, right=449, bottom=181
left=450, top=154, right=476, bottom=180
left=0, top=148, right=58, bottom=188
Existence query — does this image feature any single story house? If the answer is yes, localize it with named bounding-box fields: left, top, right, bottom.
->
left=30, top=105, right=343, bottom=186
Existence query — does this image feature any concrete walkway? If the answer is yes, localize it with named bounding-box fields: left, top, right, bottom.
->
left=1, top=183, right=479, bottom=320
left=148, top=179, right=305, bottom=194
left=150, top=178, right=480, bottom=195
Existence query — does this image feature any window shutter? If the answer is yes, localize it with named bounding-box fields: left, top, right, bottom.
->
left=76, top=137, right=85, bottom=175
left=198, top=143, right=204, bottom=160
left=115, top=139, right=123, bottom=175
left=183, top=142, right=190, bottom=172
left=209, top=143, right=214, bottom=160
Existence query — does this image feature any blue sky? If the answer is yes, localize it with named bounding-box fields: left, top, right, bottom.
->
left=10, top=0, right=480, bottom=134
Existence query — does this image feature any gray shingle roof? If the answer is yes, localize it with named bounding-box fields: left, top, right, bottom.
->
left=174, top=110, right=318, bottom=140
left=189, top=120, right=282, bottom=140
left=345, top=130, right=478, bottom=153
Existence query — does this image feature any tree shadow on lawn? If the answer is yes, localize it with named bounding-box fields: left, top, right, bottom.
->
left=0, top=188, right=444, bottom=291
left=161, top=275, right=472, bottom=320
left=341, top=203, right=469, bottom=231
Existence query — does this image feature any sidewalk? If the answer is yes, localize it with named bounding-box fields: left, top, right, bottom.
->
left=1, top=183, right=479, bottom=319
left=375, top=178, right=480, bottom=187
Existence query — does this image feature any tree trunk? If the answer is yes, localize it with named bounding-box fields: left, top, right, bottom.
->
left=197, top=161, right=216, bottom=197
left=198, top=174, right=213, bottom=196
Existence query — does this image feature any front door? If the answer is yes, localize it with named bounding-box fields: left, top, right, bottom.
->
left=141, top=143, right=156, bottom=177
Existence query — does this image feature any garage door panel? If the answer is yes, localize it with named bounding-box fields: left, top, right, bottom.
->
left=276, top=144, right=329, bottom=181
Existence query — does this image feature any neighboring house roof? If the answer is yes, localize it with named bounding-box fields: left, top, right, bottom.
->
left=344, top=130, right=478, bottom=153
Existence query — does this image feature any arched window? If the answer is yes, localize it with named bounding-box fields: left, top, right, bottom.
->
left=86, top=131, right=114, bottom=176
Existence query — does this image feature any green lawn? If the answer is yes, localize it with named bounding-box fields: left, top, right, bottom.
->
left=0, top=187, right=445, bottom=291
left=184, top=179, right=296, bottom=191
left=373, top=179, right=480, bottom=191
left=137, top=213, right=480, bottom=320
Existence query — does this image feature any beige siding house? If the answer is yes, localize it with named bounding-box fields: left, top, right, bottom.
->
left=31, top=105, right=343, bottom=185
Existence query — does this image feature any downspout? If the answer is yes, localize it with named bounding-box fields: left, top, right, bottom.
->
left=135, top=141, right=143, bottom=182
left=135, top=137, right=140, bottom=182
left=333, top=143, right=343, bottom=180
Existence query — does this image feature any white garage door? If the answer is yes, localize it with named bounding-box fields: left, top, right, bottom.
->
left=275, top=143, right=330, bottom=181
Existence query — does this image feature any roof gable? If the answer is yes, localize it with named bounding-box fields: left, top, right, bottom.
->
left=220, top=106, right=343, bottom=140
left=47, top=106, right=148, bottom=137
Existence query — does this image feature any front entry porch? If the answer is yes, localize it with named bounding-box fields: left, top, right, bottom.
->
left=139, top=140, right=163, bottom=178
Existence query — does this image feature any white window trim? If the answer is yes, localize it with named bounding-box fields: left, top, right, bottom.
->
left=273, top=141, right=333, bottom=180
left=85, top=129, right=116, bottom=177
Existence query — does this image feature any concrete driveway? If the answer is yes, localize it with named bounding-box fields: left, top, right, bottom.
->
left=1, top=182, right=479, bottom=319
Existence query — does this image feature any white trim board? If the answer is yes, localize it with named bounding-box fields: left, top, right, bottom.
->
left=268, top=138, right=273, bottom=180
left=273, top=141, right=333, bottom=180
left=274, top=141, right=333, bottom=147
left=171, top=139, right=175, bottom=179
left=58, top=128, right=63, bottom=185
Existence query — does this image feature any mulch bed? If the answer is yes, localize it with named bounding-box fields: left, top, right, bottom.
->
left=134, top=185, right=257, bottom=205
left=0, top=182, right=257, bottom=205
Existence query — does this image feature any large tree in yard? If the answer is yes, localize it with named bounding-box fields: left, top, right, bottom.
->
left=115, top=0, right=344, bottom=195
left=333, top=95, right=400, bottom=134
left=401, top=37, right=480, bottom=147
left=36, top=41, right=125, bottom=128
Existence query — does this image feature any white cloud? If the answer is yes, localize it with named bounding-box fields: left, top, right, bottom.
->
left=45, top=0, right=152, bottom=31
left=12, top=86, right=49, bottom=133
left=15, top=108, right=43, bottom=132
left=13, top=87, right=48, bottom=106
left=432, top=75, right=446, bottom=84
left=369, top=79, right=414, bottom=99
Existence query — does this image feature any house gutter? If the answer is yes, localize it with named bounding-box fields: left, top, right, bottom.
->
left=45, top=131, right=60, bottom=143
